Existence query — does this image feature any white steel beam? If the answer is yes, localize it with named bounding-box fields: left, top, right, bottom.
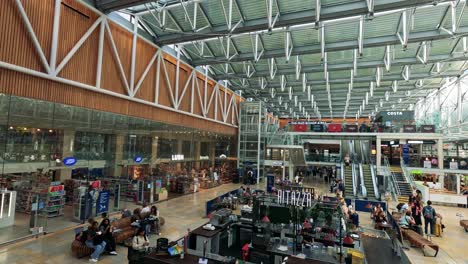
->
left=50, top=0, right=62, bottom=72
left=130, top=15, right=139, bottom=95
left=315, top=0, right=321, bottom=28
left=358, top=15, right=364, bottom=56
left=96, top=17, right=105, bottom=89
left=14, top=0, right=51, bottom=74
left=55, top=16, right=104, bottom=76
left=105, top=21, right=131, bottom=96
left=384, top=45, right=392, bottom=71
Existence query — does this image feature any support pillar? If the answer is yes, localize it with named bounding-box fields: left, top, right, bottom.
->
left=288, top=164, right=294, bottom=182
left=151, top=135, right=158, bottom=168
left=58, top=130, right=75, bottom=181
left=177, top=139, right=183, bottom=171
left=437, top=139, right=444, bottom=187
left=194, top=141, right=201, bottom=169
left=112, top=134, right=125, bottom=177
left=376, top=137, right=382, bottom=169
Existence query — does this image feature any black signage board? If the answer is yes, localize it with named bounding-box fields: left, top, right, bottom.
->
left=346, top=125, right=358, bottom=132
left=420, top=125, right=435, bottom=133
left=403, top=125, right=417, bottom=133
left=376, top=111, right=415, bottom=122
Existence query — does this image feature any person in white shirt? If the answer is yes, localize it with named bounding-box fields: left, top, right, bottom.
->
left=140, top=202, right=151, bottom=215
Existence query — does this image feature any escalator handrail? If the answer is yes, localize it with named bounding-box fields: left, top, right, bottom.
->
left=341, top=162, right=344, bottom=182
left=351, top=162, right=357, bottom=197
left=359, top=163, right=367, bottom=198
left=370, top=163, right=380, bottom=199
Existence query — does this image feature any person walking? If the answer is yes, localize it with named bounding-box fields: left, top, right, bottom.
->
left=422, top=200, right=436, bottom=235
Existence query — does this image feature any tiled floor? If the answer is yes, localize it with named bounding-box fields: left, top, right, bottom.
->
left=0, top=183, right=244, bottom=264
left=362, top=202, right=468, bottom=264
left=0, top=180, right=466, bottom=264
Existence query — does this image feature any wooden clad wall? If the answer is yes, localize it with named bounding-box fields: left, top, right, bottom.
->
left=0, top=0, right=241, bottom=136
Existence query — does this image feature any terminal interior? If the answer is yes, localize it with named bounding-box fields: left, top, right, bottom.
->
left=0, top=0, right=467, bottom=264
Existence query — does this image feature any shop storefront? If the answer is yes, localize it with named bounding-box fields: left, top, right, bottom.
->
left=0, top=93, right=237, bottom=244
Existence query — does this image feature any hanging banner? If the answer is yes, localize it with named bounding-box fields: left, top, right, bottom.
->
left=96, top=190, right=110, bottom=215
left=346, top=125, right=358, bottom=132
left=266, top=175, right=275, bottom=193
left=402, top=144, right=410, bottom=165
left=420, top=125, right=435, bottom=133
left=403, top=125, right=417, bottom=133
left=327, top=123, right=342, bottom=132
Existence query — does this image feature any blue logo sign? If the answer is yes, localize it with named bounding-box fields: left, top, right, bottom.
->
left=63, top=157, right=77, bottom=166
left=134, top=156, right=143, bottom=163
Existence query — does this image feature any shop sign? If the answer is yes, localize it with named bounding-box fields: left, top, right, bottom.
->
left=277, top=189, right=313, bottom=207
left=272, top=161, right=283, bottom=166
left=172, top=154, right=184, bottom=161
left=63, top=157, right=77, bottom=166
left=96, top=190, right=110, bottom=215
left=134, top=156, right=143, bottom=163
left=403, top=125, right=416, bottom=133
left=346, top=125, right=358, bottom=132
left=200, top=155, right=209, bottom=160
left=449, top=162, right=458, bottom=170
left=420, top=125, right=435, bottom=133
left=423, top=160, right=431, bottom=168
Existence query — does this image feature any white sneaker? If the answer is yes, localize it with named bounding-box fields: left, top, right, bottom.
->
left=89, top=258, right=98, bottom=263
left=109, top=251, right=118, bottom=255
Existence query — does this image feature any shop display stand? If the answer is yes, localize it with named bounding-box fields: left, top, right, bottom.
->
left=46, top=184, right=65, bottom=218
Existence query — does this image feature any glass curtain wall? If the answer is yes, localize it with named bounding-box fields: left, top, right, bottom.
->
left=0, top=93, right=236, bottom=244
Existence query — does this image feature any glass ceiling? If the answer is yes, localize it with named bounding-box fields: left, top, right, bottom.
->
left=102, top=0, right=468, bottom=120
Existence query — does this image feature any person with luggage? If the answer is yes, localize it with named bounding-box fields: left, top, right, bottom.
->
left=423, top=200, right=436, bottom=235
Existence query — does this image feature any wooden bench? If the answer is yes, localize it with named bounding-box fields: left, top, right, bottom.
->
left=402, top=229, right=439, bottom=257
left=460, top=220, right=468, bottom=232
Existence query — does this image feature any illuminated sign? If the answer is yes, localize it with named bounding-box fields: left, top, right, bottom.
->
left=386, top=111, right=403, bottom=116
left=172, top=154, right=184, bottom=161
left=134, top=156, right=143, bottom=163
left=200, top=156, right=209, bottom=160
left=277, top=189, right=313, bottom=207
left=63, top=157, right=77, bottom=166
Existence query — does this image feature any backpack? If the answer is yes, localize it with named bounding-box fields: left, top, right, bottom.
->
left=423, top=206, right=434, bottom=219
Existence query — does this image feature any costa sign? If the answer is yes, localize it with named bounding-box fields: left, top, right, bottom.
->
left=386, top=111, right=403, bottom=116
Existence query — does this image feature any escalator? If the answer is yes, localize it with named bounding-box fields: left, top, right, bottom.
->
left=361, top=164, right=376, bottom=200
left=344, top=165, right=354, bottom=197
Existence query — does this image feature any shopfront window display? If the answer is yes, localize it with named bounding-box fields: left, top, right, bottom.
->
left=0, top=93, right=236, bottom=244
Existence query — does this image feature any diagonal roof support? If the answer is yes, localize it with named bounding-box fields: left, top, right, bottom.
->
left=215, top=54, right=468, bottom=80
left=191, top=27, right=468, bottom=65
left=154, top=0, right=452, bottom=45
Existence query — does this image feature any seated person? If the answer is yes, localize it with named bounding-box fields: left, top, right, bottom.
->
left=121, top=209, right=132, bottom=218
left=399, top=211, right=422, bottom=235
left=131, top=208, right=142, bottom=223
left=99, top=218, right=117, bottom=255
left=84, top=221, right=108, bottom=263
left=372, top=204, right=383, bottom=220
left=141, top=202, right=151, bottom=216
left=129, top=228, right=149, bottom=264
left=374, top=211, right=387, bottom=224
left=149, top=205, right=160, bottom=235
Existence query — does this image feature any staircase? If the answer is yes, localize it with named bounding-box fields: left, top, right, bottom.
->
left=344, top=165, right=354, bottom=197
left=362, top=165, right=376, bottom=200
left=391, top=167, right=412, bottom=203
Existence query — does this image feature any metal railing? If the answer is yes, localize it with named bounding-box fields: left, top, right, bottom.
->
left=370, top=161, right=380, bottom=200
left=384, top=156, right=400, bottom=200
left=359, top=163, right=366, bottom=198
left=400, top=158, right=415, bottom=187
left=351, top=162, right=358, bottom=197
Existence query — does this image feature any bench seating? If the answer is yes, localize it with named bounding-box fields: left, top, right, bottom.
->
left=461, top=220, right=468, bottom=232
left=71, top=240, right=93, bottom=258
left=402, top=229, right=439, bottom=257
